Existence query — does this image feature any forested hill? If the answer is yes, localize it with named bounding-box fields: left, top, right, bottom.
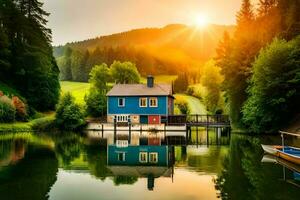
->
left=54, top=24, right=235, bottom=81
left=0, top=0, right=60, bottom=112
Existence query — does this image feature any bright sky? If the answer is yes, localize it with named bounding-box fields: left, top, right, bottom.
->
left=43, top=0, right=259, bottom=45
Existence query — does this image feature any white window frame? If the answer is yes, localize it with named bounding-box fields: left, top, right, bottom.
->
left=139, top=97, right=147, bottom=107
left=116, top=115, right=129, bottom=122
left=149, top=152, right=158, bottom=163
left=118, top=98, right=125, bottom=107
left=139, top=152, right=148, bottom=163
left=149, top=97, right=158, bottom=107
left=117, top=152, right=126, bottom=161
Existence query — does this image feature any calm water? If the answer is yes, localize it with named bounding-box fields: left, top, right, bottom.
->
left=0, top=130, right=300, bottom=200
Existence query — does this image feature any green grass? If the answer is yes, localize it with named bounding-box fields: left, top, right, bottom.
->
left=140, top=75, right=177, bottom=84
left=0, top=122, right=32, bottom=132
left=60, top=81, right=91, bottom=104
left=174, top=94, right=207, bottom=114
left=0, top=115, right=55, bottom=133
left=0, top=132, right=54, bottom=148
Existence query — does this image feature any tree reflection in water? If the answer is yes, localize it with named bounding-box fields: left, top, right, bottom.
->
left=215, top=134, right=300, bottom=200
left=0, top=136, right=58, bottom=200
left=1, top=132, right=300, bottom=200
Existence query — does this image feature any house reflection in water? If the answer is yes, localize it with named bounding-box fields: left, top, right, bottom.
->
left=107, top=137, right=174, bottom=190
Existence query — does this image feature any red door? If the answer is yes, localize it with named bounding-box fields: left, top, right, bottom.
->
left=148, top=137, right=161, bottom=145
left=148, top=115, right=160, bottom=124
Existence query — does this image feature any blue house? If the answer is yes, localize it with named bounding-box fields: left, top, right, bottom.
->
left=107, top=145, right=172, bottom=166
left=106, top=76, right=174, bottom=124
left=107, top=144, right=174, bottom=190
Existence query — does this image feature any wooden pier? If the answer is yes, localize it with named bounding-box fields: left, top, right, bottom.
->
left=85, top=114, right=231, bottom=146
left=166, top=114, right=230, bottom=128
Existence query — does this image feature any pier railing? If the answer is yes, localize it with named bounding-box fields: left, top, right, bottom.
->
left=167, top=114, right=230, bottom=127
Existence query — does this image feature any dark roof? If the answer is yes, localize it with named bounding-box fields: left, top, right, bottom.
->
left=107, top=84, right=173, bottom=96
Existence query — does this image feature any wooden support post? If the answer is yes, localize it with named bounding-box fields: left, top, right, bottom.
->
left=185, top=126, right=188, bottom=145
left=206, top=115, right=209, bottom=126
left=206, top=126, right=209, bottom=147
left=196, top=126, right=198, bottom=147
left=215, top=127, right=218, bottom=145
left=114, top=117, right=117, bottom=143
left=281, top=133, right=285, bottom=152
left=218, top=128, right=222, bottom=145
left=140, top=124, right=142, bottom=135
left=182, top=145, right=187, bottom=160
left=101, top=124, right=104, bottom=138
left=164, top=124, right=166, bottom=139
left=128, top=120, right=131, bottom=145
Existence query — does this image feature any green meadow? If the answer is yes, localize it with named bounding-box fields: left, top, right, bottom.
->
left=60, top=81, right=91, bottom=104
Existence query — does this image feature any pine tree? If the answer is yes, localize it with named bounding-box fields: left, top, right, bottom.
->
left=0, top=0, right=60, bottom=111
left=236, top=0, right=255, bottom=30
left=0, top=27, right=11, bottom=78
left=258, top=0, right=277, bottom=16
left=81, top=50, right=90, bottom=81
left=277, top=0, right=300, bottom=39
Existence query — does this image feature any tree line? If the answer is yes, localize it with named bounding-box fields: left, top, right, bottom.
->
left=54, top=24, right=235, bottom=82
left=0, top=0, right=60, bottom=112
left=57, top=45, right=184, bottom=82
left=216, top=0, right=300, bottom=133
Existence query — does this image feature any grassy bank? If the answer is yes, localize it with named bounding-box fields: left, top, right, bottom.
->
left=0, top=115, right=55, bottom=133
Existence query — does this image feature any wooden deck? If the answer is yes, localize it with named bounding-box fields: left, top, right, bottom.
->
left=86, top=114, right=230, bottom=132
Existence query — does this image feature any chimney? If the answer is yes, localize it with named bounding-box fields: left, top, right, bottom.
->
left=147, top=75, right=154, bottom=88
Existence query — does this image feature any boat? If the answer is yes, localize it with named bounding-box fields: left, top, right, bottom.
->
left=261, top=154, right=300, bottom=173
left=261, top=145, right=300, bottom=165
left=261, top=154, right=300, bottom=188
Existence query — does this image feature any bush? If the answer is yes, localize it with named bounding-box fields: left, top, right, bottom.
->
left=0, top=95, right=16, bottom=122
left=175, top=97, right=190, bottom=115
left=12, top=96, right=27, bottom=121
left=85, top=89, right=107, bottom=117
left=55, top=93, right=85, bottom=130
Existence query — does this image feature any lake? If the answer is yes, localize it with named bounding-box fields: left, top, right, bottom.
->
left=0, top=129, right=300, bottom=200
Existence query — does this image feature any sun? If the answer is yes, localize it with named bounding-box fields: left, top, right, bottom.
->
left=194, top=14, right=208, bottom=28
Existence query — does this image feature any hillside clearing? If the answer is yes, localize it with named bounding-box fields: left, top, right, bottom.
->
left=60, top=81, right=90, bottom=104
left=174, top=94, right=207, bottom=115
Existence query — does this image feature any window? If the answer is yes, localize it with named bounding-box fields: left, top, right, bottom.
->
left=118, top=98, right=125, bottom=107
left=139, top=98, right=147, bottom=107
left=116, top=115, right=129, bottom=122
left=149, top=153, right=158, bottom=163
left=139, top=152, right=148, bottom=163
left=149, top=97, right=158, bottom=107
left=117, top=152, right=126, bottom=161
